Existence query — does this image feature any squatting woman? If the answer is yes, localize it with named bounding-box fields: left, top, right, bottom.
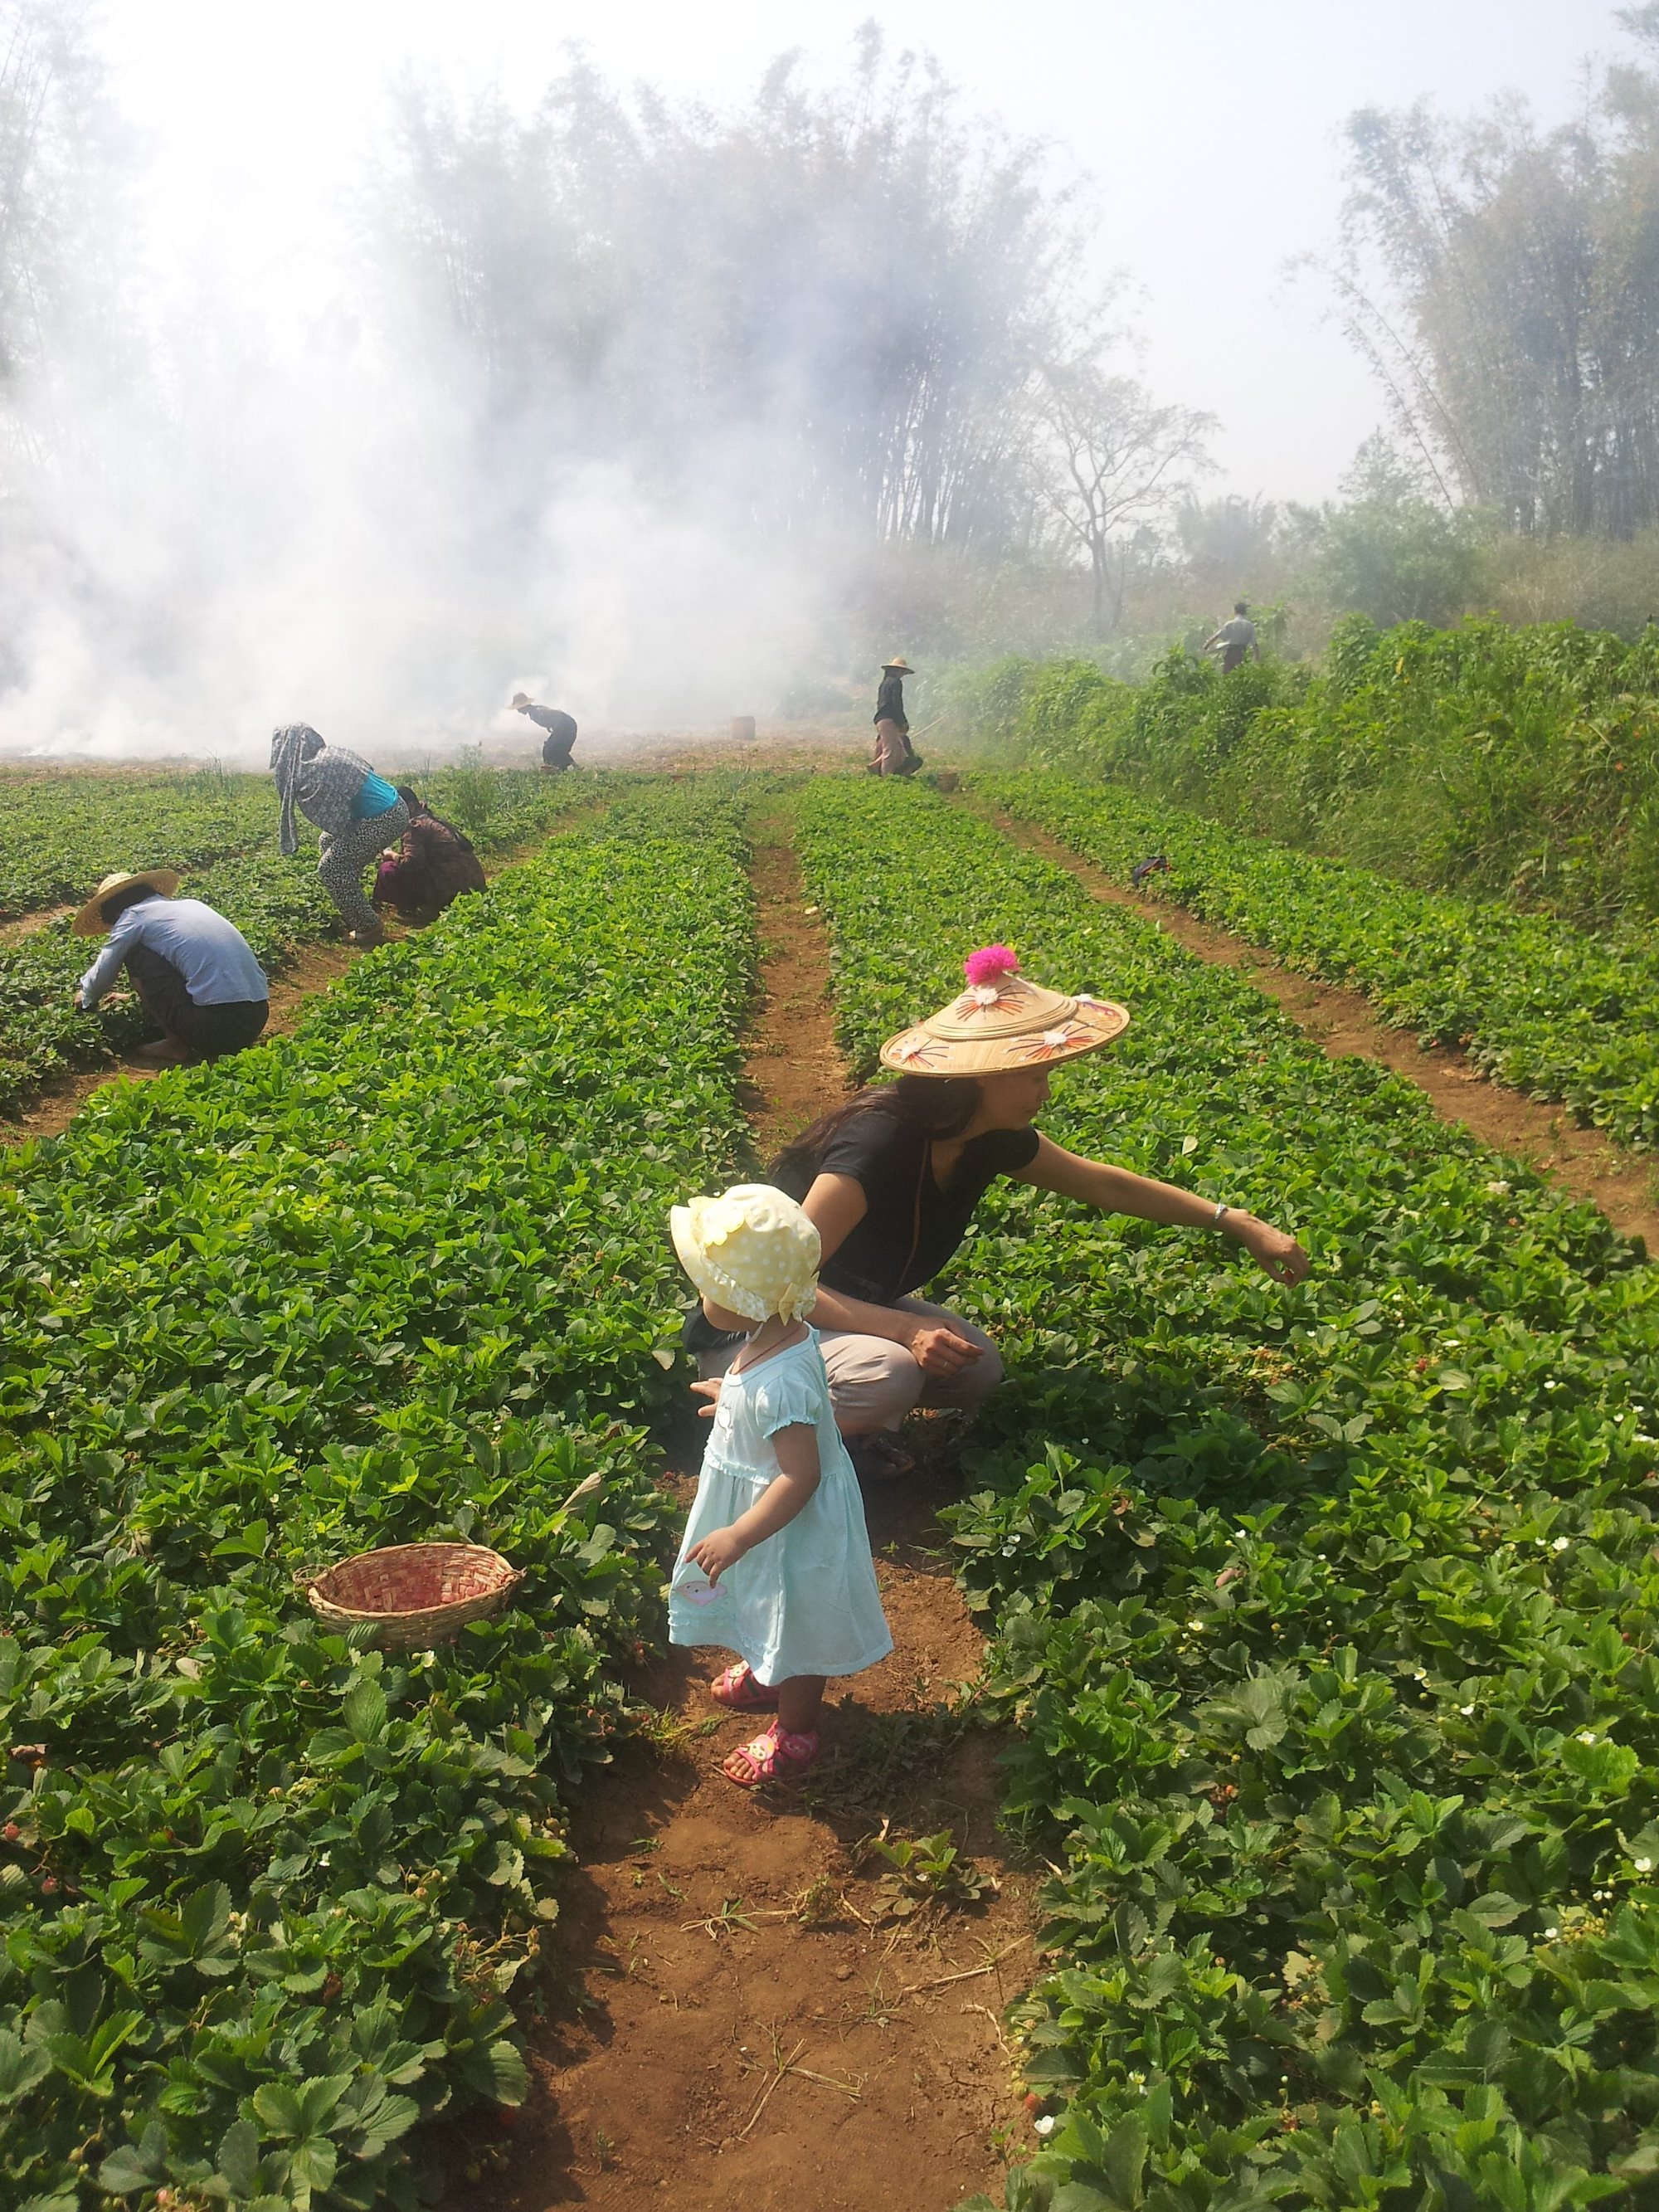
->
left=698, top=943, right=1310, bottom=1479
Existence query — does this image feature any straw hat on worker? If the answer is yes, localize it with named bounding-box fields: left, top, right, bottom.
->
left=74, top=869, right=181, bottom=936
left=679, top=943, right=1313, bottom=1487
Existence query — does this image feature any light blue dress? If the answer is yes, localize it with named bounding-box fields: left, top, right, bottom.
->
left=669, top=1328, right=893, bottom=1687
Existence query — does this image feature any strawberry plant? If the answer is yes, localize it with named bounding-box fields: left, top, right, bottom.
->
left=0, top=779, right=755, bottom=2209
left=792, top=777, right=1659, bottom=2207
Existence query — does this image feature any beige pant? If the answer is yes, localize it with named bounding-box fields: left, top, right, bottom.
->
left=699, top=1297, right=1004, bottom=1435
left=873, top=718, right=912, bottom=775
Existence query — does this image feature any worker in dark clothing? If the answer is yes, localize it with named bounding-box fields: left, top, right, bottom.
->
left=1204, top=602, right=1261, bottom=674
left=372, top=788, right=488, bottom=927
left=872, top=656, right=921, bottom=777
left=73, top=869, right=270, bottom=1067
left=511, top=693, right=579, bottom=769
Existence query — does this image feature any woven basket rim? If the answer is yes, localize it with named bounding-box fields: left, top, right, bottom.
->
left=306, top=1540, right=521, bottom=1621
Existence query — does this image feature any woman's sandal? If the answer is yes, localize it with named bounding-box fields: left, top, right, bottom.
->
left=847, top=1431, right=916, bottom=1482
left=709, top=1662, right=778, bottom=1713
left=721, top=1722, right=820, bottom=1788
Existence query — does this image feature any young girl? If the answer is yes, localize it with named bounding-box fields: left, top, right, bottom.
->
left=669, top=1182, right=893, bottom=1786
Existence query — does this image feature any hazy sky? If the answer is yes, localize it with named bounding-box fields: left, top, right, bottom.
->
left=103, top=0, right=1616, bottom=505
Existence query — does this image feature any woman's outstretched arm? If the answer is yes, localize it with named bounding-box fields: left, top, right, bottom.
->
left=1011, top=1134, right=1310, bottom=1286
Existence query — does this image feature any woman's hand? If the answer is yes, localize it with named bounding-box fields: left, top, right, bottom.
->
left=897, top=1317, right=985, bottom=1376
left=689, top=1525, right=748, bottom=1583
left=1229, top=1215, right=1311, bottom=1286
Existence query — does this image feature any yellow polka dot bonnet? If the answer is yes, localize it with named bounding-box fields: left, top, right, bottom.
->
left=670, top=1183, right=821, bottom=1325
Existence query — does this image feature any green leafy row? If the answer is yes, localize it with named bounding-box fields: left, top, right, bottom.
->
left=792, top=777, right=1659, bottom=2210
left=975, top=770, right=1659, bottom=1156
left=0, top=767, right=606, bottom=1120
left=0, top=772, right=277, bottom=922
left=0, top=781, right=752, bottom=2211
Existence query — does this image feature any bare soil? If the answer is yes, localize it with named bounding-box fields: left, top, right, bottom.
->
left=740, top=836, right=854, bottom=1160
left=0, top=902, right=75, bottom=944
left=463, top=816, right=1034, bottom=2212
left=988, top=807, right=1659, bottom=1254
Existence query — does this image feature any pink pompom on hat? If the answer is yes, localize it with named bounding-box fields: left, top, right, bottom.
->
left=878, top=946, right=1130, bottom=1076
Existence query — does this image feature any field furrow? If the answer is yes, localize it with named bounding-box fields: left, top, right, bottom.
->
left=975, top=771, right=1659, bottom=1153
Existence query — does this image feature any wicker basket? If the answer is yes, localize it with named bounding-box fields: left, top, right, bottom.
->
left=304, top=1542, right=523, bottom=1650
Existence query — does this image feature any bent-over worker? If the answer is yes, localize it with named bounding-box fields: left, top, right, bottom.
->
left=73, top=870, right=269, bottom=1067
left=1204, top=602, right=1260, bottom=674
left=270, top=723, right=410, bottom=946
left=373, top=787, right=487, bottom=926
left=872, top=656, right=921, bottom=777
left=511, top=694, right=579, bottom=770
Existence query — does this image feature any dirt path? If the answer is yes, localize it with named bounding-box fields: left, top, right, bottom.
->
left=985, top=806, right=1659, bottom=1254
left=464, top=822, right=1034, bottom=2212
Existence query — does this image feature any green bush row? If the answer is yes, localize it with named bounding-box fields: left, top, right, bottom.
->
left=976, top=770, right=1659, bottom=1156
left=792, top=777, right=1659, bottom=2210
left=0, top=782, right=752, bottom=2210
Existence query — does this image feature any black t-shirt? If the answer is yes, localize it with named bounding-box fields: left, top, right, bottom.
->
left=776, top=1108, right=1040, bottom=1304
left=873, top=673, right=908, bottom=730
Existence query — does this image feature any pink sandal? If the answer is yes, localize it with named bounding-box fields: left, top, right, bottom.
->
left=709, top=1663, right=778, bottom=1713
left=721, top=1722, right=820, bottom=1788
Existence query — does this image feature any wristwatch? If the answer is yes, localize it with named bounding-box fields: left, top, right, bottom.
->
left=1213, top=1202, right=1232, bottom=1231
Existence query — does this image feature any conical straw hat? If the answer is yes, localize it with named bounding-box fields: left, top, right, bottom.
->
left=879, top=946, right=1129, bottom=1076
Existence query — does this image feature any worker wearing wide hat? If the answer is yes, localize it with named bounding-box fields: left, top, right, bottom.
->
left=73, top=870, right=270, bottom=1068
left=511, top=692, right=579, bottom=771
left=872, top=655, right=920, bottom=777
left=693, top=944, right=1310, bottom=1481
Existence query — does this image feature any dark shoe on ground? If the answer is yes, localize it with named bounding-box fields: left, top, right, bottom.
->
left=133, top=1038, right=197, bottom=1068
left=349, top=927, right=390, bottom=949
left=846, top=1431, right=916, bottom=1482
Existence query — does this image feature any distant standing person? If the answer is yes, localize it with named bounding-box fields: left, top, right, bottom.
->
left=872, top=655, right=921, bottom=777
left=511, top=693, right=579, bottom=771
left=270, top=724, right=410, bottom=948
left=73, top=869, right=269, bottom=1067
left=1204, top=602, right=1260, bottom=674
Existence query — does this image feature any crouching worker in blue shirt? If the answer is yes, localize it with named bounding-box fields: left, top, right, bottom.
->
left=73, top=869, right=270, bottom=1068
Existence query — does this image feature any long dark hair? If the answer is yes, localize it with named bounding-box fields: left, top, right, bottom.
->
left=771, top=1074, right=982, bottom=1186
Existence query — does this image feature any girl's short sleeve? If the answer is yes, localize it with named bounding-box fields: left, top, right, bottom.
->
left=753, top=1362, right=825, bottom=1440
